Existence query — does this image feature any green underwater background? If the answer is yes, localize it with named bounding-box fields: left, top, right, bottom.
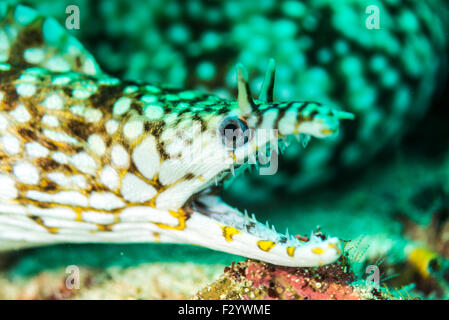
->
left=1, top=0, right=449, bottom=299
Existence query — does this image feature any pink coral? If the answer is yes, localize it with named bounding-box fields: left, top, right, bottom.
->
left=194, top=259, right=388, bottom=300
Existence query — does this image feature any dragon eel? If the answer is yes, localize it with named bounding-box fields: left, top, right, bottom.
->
left=0, top=4, right=353, bottom=267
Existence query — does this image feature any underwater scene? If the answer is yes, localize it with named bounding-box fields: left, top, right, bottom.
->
left=0, top=0, right=448, bottom=301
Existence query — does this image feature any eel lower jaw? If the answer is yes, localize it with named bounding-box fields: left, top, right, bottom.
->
left=184, top=191, right=343, bottom=267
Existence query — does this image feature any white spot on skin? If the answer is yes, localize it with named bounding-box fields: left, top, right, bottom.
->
left=260, top=109, right=278, bottom=130
left=105, top=119, right=119, bottom=135
left=27, top=190, right=88, bottom=207
left=124, top=86, right=138, bottom=94
left=111, top=144, right=130, bottom=169
left=70, top=105, right=85, bottom=116
left=144, top=104, right=164, bottom=120
left=41, top=94, right=63, bottom=110
left=70, top=105, right=102, bottom=122
left=113, top=97, right=132, bottom=116
left=70, top=152, right=97, bottom=175
left=121, top=173, right=157, bottom=203
left=132, top=135, right=160, bottom=180
left=71, top=174, right=87, bottom=189
left=46, top=172, right=69, bottom=187
left=81, top=211, right=116, bottom=225
left=44, top=56, right=71, bottom=72
left=99, top=165, right=119, bottom=190
left=13, top=162, right=39, bottom=185
left=123, top=119, right=144, bottom=141
left=87, top=134, right=106, bottom=156
left=278, top=109, right=298, bottom=135
left=0, top=30, right=10, bottom=62
left=41, top=114, right=59, bottom=127
left=24, top=48, right=45, bottom=64
left=46, top=172, right=87, bottom=189
left=25, top=142, right=49, bottom=158
left=9, top=103, right=30, bottom=123
left=27, top=205, right=77, bottom=220
left=15, top=83, right=36, bottom=97
left=52, top=75, right=72, bottom=85
left=72, top=88, right=92, bottom=100
left=1, top=134, right=20, bottom=155
left=43, top=129, right=79, bottom=145
left=0, top=174, right=17, bottom=199
left=82, top=58, right=98, bottom=75
left=52, top=152, right=69, bottom=164
left=89, top=192, right=125, bottom=210
left=84, top=108, right=102, bottom=123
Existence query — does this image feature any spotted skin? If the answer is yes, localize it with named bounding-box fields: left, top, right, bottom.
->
left=0, top=4, right=352, bottom=267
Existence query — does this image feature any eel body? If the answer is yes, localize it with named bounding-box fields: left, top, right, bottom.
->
left=0, top=4, right=353, bottom=267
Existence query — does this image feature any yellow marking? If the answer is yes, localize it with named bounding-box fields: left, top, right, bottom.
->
left=408, top=247, right=438, bottom=278
left=74, top=210, right=83, bottom=222
left=287, top=246, right=295, bottom=257
left=257, top=240, right=276, bottom=252
left=198, top=175, right=205, bottom=182
left=154, top=208, right=187, bottom=231
left=312, top=248, right=325, bottom=255
left=221, top=226, right=240, bottom=242
left=97, top=224, right=108, bottom=232
left=321, top=129, right=333, bottom=135
left=328, top=243, right=341, bottom=255
left=153, top=232, right=161, bottom=243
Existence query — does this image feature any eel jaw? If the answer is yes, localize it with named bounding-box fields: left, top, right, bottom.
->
left=182, top=191, right=342, bottom=267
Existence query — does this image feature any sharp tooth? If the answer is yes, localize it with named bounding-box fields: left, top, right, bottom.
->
left=271, top=225, right=276, bottom=234
left=279, top=145, right=285, bottom=154
left=244, top=209, right=249, bottom=219
left=300, top=134, right=311, bottom=148
left=285, top=228, right=289, bottom=238
left=251, top=213, right=256, bottom=221
left=266, top=220, right=270, bottom=229
left=214, top=176, right=218, bottom=186
left=230, top=165, right=235, bottom=176
left=248, top=153, right=256, bottom=165
left=295, top=134, right=301, bottom=142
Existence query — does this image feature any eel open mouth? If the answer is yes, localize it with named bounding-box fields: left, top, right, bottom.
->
left=181, top=145, right=342, bottom=267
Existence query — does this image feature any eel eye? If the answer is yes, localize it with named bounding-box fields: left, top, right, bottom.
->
left=219, top=116, right=252, bottom=149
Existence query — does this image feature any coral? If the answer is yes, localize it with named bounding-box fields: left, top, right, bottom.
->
left=193, top=259, right=391, bottom=300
